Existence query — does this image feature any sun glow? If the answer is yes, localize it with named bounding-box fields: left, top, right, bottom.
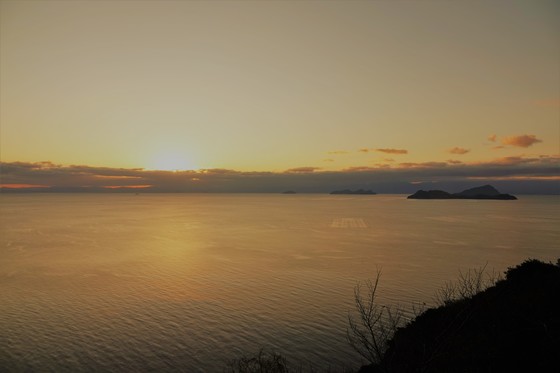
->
left=147, top=151, right=197, bottom=171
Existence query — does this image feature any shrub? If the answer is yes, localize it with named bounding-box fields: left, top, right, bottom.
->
left=347, top=270, right=403, bottom=370
left=226, top=349, right=290, bottom=373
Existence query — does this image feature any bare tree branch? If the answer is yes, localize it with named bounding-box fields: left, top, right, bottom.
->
left=347, top=270, right=403, bottom=370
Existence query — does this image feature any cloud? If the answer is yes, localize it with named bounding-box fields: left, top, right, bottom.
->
left=398, top=162, right=448, bottom=168
left=467, top=155, right=559, bottom=169
left=199, top=168, right=239, bottom=175
left=488, top=134, right=497, bottom=142
left=448, top=147, right=470, bottom=155
left=501, top=134, right=542, bottom=148
left=375, top=148, right=408, bottom=155
left=328, top=150, right=349, bottom=155
left=103, top=185, right=153, bottom=189
left=359, top=148, right=407, bottom=155
left=284, top=167, right=321, bottom=173
left=473, top=156, right=538, bottom=166
left=467, top=175, right=560, bottom=181
left=92, top=175, right=143, bottom=180
left=323, top=159, right=335, bottom=162
left=372, top=163, right=392, bottom=169
left=1, top=156, right=558, bottom=194
left=343, top=166, right=378, bottom=172
left=0, top=183, right=50, bottom=188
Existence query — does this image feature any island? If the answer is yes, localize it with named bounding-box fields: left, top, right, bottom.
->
left=330, top=189, right=377, bottom=195
left=407, top=185, right=516, bottom=200
left=281, top=191, right=297, bottom=194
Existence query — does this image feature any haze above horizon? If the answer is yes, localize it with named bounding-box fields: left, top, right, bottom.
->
left=0, top=0, right=558, bottom=193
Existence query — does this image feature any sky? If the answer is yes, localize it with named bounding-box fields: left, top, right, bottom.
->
left=0, top=0, right=559, bottom=193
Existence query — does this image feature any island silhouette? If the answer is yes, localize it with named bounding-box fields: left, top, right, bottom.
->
left=407, top=185, right=516, bottom=200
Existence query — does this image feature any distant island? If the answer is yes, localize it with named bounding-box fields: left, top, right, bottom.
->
left=407, top=185, right=517, bottom=200
left=330, top=189, right=377, bottom=195
left=281, top=190, right=297, bottom=194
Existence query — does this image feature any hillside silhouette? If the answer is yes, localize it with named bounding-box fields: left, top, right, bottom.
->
left=360, top=259, right=560, bottom=373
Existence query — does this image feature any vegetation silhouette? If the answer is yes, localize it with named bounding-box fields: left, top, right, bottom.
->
left=358, top=259, right=560, bottom=373
left=346, top=270, right=403, bottom=368
left=229, top=259, right=559, bottom=373
left=227, top=349, right=290, bottom=373
left=226, top=348, right=353, bottom=373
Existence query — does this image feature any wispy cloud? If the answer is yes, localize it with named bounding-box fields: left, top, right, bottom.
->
left=398, top=162, right=448, bottom=168
left=470, top=155, right=559, bottom=167
left=328, top=150, right=349, bottom=155
left=501, top=134, right=542, bottom=148
left=488, top=134, right=497, bottom=142
left=358, top=148, right=407, bottom=155
left=103, top=185, right=153, bottom=189
left=448, top=147, right=470, bottom=155
left=323, top=159, right=335, bottom=162
left=199, top=168, right=239, bottom=175
left=0, top=183, right=50, bottom=189
left=342, top=166, right=377, bottom=172
left=468, top=175, right=560, bottom=181
left=376, top=148, right=408, bottom=155
left=484, top=156, right=533, bottom=165
left=284, top=167, right=321, bottom=173
left=92, top=175, right=143, bottom=180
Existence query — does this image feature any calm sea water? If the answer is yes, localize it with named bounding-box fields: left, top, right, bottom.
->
left=1, top=194, right=558, bottom=372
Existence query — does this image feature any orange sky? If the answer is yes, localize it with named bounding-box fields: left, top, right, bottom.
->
left=0, top=0, right=558, bottom=191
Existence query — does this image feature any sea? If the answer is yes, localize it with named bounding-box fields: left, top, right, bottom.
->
left=0, top=193, right=558, bottom=372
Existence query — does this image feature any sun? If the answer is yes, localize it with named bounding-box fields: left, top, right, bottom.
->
left=147, top=151, right=196, bottom=171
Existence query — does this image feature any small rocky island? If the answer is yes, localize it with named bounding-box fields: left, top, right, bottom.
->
left=330, top=189, right=377, bottom=195
left=407, top=185, right=516, bottom=200
left=281, top=190, right=297, bottom=194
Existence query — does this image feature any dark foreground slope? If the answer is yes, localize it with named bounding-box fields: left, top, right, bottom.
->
left=363, top=259, right=560, bottom=373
